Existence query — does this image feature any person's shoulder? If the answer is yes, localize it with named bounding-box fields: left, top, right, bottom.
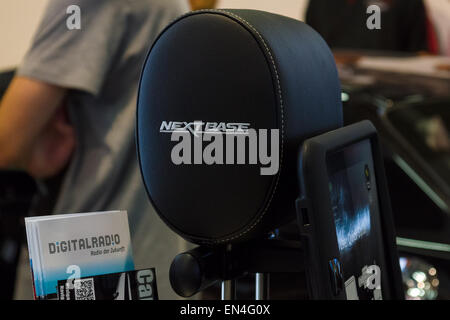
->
left=44, top=0, right=127, bottom=13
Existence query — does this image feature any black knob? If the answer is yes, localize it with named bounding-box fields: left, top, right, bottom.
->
left=169, top=247, right=221, bottom=297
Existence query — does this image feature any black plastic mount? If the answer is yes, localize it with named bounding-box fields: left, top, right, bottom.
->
left=169, top=239, right=304, bottom=298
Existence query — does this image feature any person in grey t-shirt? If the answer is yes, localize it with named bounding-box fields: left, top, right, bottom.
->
left=0, top=0, right=190, bottom=299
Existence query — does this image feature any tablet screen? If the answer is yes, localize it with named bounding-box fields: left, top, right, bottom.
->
left=327, top=139, right=386, bottom=300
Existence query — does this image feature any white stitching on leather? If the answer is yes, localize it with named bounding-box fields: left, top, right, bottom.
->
left=181, top=9, right=285, bottom=244
left=160, top=9, right=285, bottom=244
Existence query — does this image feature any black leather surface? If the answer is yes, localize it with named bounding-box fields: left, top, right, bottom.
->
left=136, top=10, right=342, bottom=244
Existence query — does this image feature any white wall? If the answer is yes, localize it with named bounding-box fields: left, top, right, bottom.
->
left=0, top=0, right=49, bottom=71
left=217, top=0, right=309, bottom=21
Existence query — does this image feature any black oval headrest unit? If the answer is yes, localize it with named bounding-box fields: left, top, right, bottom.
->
left=137, top=9, right=343, bottom=245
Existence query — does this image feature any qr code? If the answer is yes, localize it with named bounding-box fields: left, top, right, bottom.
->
left=74, top=278, right=95, bottom=300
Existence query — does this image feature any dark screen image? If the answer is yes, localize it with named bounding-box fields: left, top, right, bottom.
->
left=327, top=139, right=385, bottom=300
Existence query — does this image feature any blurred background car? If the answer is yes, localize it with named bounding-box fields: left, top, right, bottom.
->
left=337, top=50, right=450, bottom=299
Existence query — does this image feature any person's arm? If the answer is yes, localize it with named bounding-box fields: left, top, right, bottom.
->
left=189, top=0, right=217, bottom=10
left=0, top=76, right=75, bottom=178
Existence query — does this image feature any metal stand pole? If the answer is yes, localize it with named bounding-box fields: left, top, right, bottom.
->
left=221, top=279, right=235, bottom=300
left=221, top=244, right=236, bottom=300
left=255, top=273, right=269, bottom=300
